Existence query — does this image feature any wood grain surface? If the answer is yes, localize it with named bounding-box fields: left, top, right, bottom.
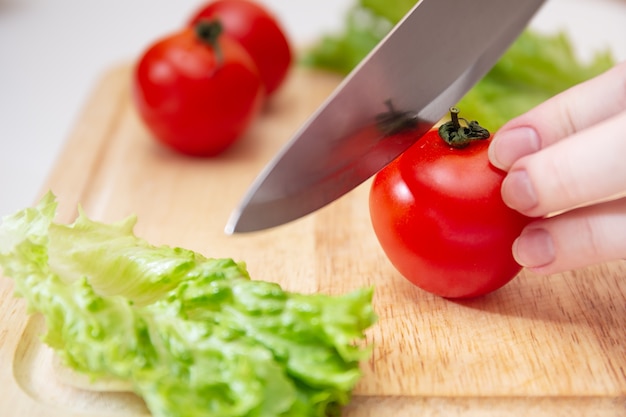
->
left=1, top=65, right=625, bottom=416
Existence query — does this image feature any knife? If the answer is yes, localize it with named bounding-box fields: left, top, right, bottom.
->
left=225, top=0, right=546, bottom=234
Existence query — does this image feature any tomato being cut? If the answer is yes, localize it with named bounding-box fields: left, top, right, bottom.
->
left=369, top=108, right=533, bottom=299
left=189, top=0, right=292, bottom=95
left=132, top=20, right=264, bottom=156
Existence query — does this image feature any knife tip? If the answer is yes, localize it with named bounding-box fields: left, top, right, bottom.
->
left=223, top=214, right=239, bottom=235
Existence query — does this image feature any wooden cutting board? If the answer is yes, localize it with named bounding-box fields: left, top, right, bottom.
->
left=1, top=65, right=625, bottom=417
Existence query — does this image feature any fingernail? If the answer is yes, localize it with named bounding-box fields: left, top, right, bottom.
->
left=513, top=228, right=555, bottom=268
left=489, top=127, right=540, bottom=170
left=501, top=170, right=538, bottom=213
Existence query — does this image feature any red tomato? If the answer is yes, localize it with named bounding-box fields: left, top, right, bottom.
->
left=132, top=21, right=264, bottom=156
left=189, top=0, right=292, bottom=95
left=369, top=117, right=532, bottom=299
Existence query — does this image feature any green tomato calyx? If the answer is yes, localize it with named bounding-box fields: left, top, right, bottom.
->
left=438, top=107, right=490, bottom=148
left=195, top=19, right=224, bottom=64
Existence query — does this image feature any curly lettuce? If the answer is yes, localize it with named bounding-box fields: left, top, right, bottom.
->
left=0, top=192, right=377, bottom=417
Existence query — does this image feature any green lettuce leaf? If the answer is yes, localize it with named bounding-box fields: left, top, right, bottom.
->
left=0, top=192, right=377, bottom=417
left=360, top=0, right=416, bottom=23
left=300, top=6, right=393, bottom=75
left=302, top=0, right=614, bottom=130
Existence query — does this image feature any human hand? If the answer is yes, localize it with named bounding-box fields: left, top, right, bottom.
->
left=488, top=60, right=626, bottom=275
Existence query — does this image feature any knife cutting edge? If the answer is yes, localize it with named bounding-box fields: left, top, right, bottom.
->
left=225, top=0, right=546, bottom=234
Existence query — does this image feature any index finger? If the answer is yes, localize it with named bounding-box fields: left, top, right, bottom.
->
left=489, top=60, right=626, bottom=171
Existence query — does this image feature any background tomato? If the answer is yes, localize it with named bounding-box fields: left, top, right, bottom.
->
left=132, top=21, right=264, bottom=156
left=369, top=127, right=533, bottom=299
left=189, top=0, right=292, bottom=96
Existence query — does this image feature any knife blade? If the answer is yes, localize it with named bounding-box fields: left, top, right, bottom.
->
left=226, top=0, right=546, bottom=234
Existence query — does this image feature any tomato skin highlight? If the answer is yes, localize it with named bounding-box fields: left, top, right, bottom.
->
left=369, top=129, right=533, bottom=299
left=189, top=0, right=292, bottom=95
left=132, top=25, right=264, bottom=156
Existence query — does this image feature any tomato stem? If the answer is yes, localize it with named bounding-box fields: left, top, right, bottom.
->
left=449, top=107, right=461, bottom=130
left=438, top=107, right=490, bottom=148
left=194, top=19, right=224, bottom=65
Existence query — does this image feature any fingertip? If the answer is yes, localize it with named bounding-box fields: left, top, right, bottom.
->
left=489, top=127, right=541, bottom=171
left=501, top=169, right=539, bottom=214
left=487, top=136, right=507, bottom=171
left=512, top=227, right=556, bottom=269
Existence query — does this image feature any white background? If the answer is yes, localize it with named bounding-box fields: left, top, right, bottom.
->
left=1, top=0, right=625, bottom=217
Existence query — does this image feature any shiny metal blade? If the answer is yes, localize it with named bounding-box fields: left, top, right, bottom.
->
left=226, top=0, right=546, bottom=234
